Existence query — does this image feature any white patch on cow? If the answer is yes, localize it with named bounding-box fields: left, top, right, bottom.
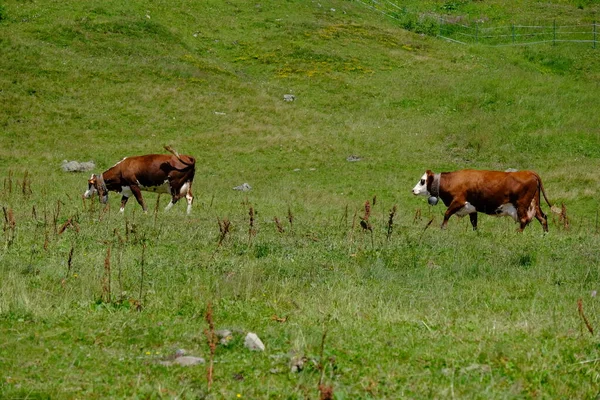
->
left=179, top=182, right=189, bottom=195
left=495, top=203, right=518, bottom=221
left=83, top=187, right=95, bottom=198
left=120, top=186, right=133, bottom=198
left=83, top=174, right=97, bottom=198
left=412, top=173, right=429, bottom=196
left=455, top=201, right=476, bottom=216
left=527, top=199, right=537, bottom=220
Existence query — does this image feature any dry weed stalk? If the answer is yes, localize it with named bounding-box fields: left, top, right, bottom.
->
left=287, top=206, right=294, bottom=233
left=113, top=228, right=125, bottom=245
left=359, top=200, right=373, bottom=232
left=318, top=385, right=334, bottom=400
left=5, top=170, right=13, bottom=193
left=58, top=216, right=80, bottom=235
left=413, top=208, right=422, bottom=223
left=32, top=205, right=37, bottom=221
left=248, top=206, right=257, bottom=244
left=559, top=203, right=570, bottom=230
left=102, top=246, right=112, bottom=304
left=217, top=217, right=231, bottom=246
left=53, top=200, right=61, bottom=234
left=204, top=302, right=217, bottom=391
left=21, top=171, right=32, bottom=197
left=360, top=200, right=374, bottom=247
left=66, top=246, right=74, bottom=278
left=3, top=207, right=16, bottom=246
left=387, top=205, right=398, bottom=241
left=317, top=323, right=334, bottom=400
left=274, top=217, right=285, bottom=233
left=577, top=298, right=594, bottom=335
left=341, top=204, right=348, bottom=228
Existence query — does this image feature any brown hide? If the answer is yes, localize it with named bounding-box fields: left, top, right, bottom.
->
left=428, top=169, right=551, bottom=232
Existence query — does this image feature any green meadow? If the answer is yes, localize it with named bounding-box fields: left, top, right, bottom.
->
left=1, top=0, right=600, bottom=398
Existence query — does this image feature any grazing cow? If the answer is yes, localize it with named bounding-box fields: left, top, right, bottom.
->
left=412, top=169, right=552, bottom=232
left=83, top=146, right=195, bottom=214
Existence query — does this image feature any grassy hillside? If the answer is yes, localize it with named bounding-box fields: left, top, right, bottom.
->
left=1, top=0, right=600, bottom=398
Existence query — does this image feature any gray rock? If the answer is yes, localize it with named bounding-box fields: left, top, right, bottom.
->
left=283, top=94, right=295, bottom=102
left=160, top=356, right=205, bottom=366
left=215, top=329, right=234, bottom=345
left=346, top=155, right=361, bottom=162
left=244, top=332, right=265, bottom=351
left=233, top=183, right=252, bottom=191
left=61, top=160, right=96, bottom=172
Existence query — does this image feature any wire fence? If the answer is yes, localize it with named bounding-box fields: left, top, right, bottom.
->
left=355, top=0, right=598, bottom=49
left=440, top=18, right=598, bottom=48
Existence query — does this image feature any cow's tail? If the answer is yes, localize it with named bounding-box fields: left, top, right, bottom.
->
left=534, top=172, right=552, bottom=208
left=164, top=145, right=195, bottom=167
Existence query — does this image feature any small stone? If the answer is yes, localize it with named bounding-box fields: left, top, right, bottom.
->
left=244, top=332, right=265, bottom=351
left=346, top=155, right=361, bottom=162
left=61, top=160, right=96, bottom=172
left=172, top=356, right=205, bottom=366
left=283, top=94, right=295, bottom=102
left=216, top=329, right=234, bottom=345
left=233, top=183, right=252, bottom=191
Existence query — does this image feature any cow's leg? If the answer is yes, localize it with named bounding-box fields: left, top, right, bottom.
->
left=164, top=188, right=180, bottom=212
left=516, top=206, right=532, bottom=232
left=534, top=203, right=549, bottom=233
left=535, top=209, right=548, bottom=232
left=129, top=185, right=147, bottom=213
left=441, top=200, right=467, bottom=229
left=185, top=183, right=193, bottom=215
left=469, top=213, right=478, bottom=230
left=120, top=195, right=129, bottom=213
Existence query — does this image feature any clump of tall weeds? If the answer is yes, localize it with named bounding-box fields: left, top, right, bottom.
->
left=217, top=217, right=232, bottom=246
left=274, top=216, right=285, bottom=233
left=3, top=206, right=16, bottom=247
left=387, top=205, right=397, bottom=241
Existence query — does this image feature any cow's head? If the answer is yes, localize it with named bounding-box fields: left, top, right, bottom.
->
left=412, top=170, right=434, bottom=196
left=83, top=174, right=108, bottom=204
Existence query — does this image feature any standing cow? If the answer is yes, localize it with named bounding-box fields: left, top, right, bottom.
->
left=83, top=146, right=195, bottom=214
left=412, top=169, right=552, bottom=232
